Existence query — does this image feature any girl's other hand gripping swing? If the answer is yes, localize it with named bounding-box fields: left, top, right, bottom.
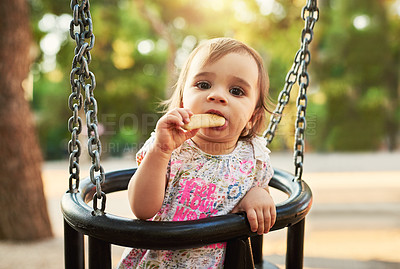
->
left=118, top=38, right=276, bottom=269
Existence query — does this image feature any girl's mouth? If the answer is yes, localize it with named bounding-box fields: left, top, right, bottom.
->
left=205, top=110, right=228, bottom=130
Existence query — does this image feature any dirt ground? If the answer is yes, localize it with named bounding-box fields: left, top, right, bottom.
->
left=0, top=152, right=399, bottom=269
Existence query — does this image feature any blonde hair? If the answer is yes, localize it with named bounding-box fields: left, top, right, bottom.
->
left=164, top=37, right=271, bottom=140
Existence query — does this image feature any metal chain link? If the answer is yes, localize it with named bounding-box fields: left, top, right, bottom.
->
left=68, top=0, right=106, bottom=214
left=263, top=0, right=319, bottom=180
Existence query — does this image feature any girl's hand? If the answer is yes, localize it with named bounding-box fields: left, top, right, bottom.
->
left=128, top=108, right=199, bottom=219
left=232, top=187, right=276, bottom=235
left=153, top=108, right=199, bottom=156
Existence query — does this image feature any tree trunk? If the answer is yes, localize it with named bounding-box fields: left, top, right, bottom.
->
left=0, top=0, right=53, bottom=240
left=136, top=0, right=177, bottom=98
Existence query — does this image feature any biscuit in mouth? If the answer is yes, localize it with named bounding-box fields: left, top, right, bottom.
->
left=182, top=114, right=226, bottom=130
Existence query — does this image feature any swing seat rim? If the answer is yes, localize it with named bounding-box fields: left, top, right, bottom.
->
left=61, top=167, right=312, bottom=249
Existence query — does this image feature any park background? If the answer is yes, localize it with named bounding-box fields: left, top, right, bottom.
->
left=0, top=0, right=399, bottom=268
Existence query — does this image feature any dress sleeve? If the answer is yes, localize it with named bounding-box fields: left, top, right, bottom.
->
left=251, top=136, right=274, bottom=189
left=135, top=132, right=156, bottom=166
left=135, top=132, right=171, bottom=178
left=253, top=155, right=274, bottom=189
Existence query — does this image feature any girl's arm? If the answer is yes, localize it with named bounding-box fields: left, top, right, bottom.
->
left=128, top=108, right=198, bottom=220
left=128, top=146, right=172, bottom=220
left=232, top=186, right=276, bottom=235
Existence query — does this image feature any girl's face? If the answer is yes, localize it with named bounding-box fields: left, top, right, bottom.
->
left=181, top=49, right=259, bottom=150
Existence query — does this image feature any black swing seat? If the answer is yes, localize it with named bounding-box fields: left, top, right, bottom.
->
left=61, top=168, right=312, bottom=268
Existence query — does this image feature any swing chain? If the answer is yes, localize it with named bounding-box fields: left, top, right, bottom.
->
left=68, top=0, right=106, bottom=213
left=263, top=0, right=318, bottom=180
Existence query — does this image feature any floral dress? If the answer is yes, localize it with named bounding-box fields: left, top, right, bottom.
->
left=117, top=134, right=273, bottom=269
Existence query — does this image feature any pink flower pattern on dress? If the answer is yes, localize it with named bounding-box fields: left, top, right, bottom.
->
left=117, top=134, right=273, bottom=269
left=239, top=160, right=254, bottom=175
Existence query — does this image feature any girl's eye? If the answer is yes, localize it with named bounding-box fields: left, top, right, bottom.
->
left=195, top=81, right=211, bottom=90
left=230, top=87, right=244, bottom=96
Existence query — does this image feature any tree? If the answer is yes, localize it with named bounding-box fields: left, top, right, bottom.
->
left=0, top=0, right=52, bottom=240
left=311, top=0, right=399, bottom=151
left=31, top=0, right=399, bottom=154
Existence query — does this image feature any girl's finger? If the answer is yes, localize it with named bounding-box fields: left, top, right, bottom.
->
left=256, top=210, right=265, bottom=235
left=163, top=111, right=186, bottom=128
left=184, top=128, right=199, bottom=140
left=263, top=210, right=271, bottom=234
left=246, top=209, right=258, bottom=233
left=270, top=207, right=277, bottom=228
left=175, top=108, right=193, bottom=124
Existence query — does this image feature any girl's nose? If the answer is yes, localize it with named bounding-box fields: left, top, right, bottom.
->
left=207, top=90, right=228, bottom=104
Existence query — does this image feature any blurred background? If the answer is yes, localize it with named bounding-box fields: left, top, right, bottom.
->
left=29, top=0, right=400, bottom=157
left=0, top=0, right=399, bottom=268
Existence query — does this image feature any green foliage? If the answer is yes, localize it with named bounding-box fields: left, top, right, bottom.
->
left=305, top=98, right=327, bottom=152
left=29, top=0, right=399, bottom=159
left=32, top=71, right=70, bottom=159
left=312, top=0, right=399, bottom=151
left=108, top=126, right=139, bottom=157
left=317, top=80, right=387, bottom=151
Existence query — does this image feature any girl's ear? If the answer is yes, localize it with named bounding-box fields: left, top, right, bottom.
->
left=249, top=107, right=261, bottom=126
left=245, top=121, right=253, bottom=131
left=180, top=101, right=184, bottom=108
